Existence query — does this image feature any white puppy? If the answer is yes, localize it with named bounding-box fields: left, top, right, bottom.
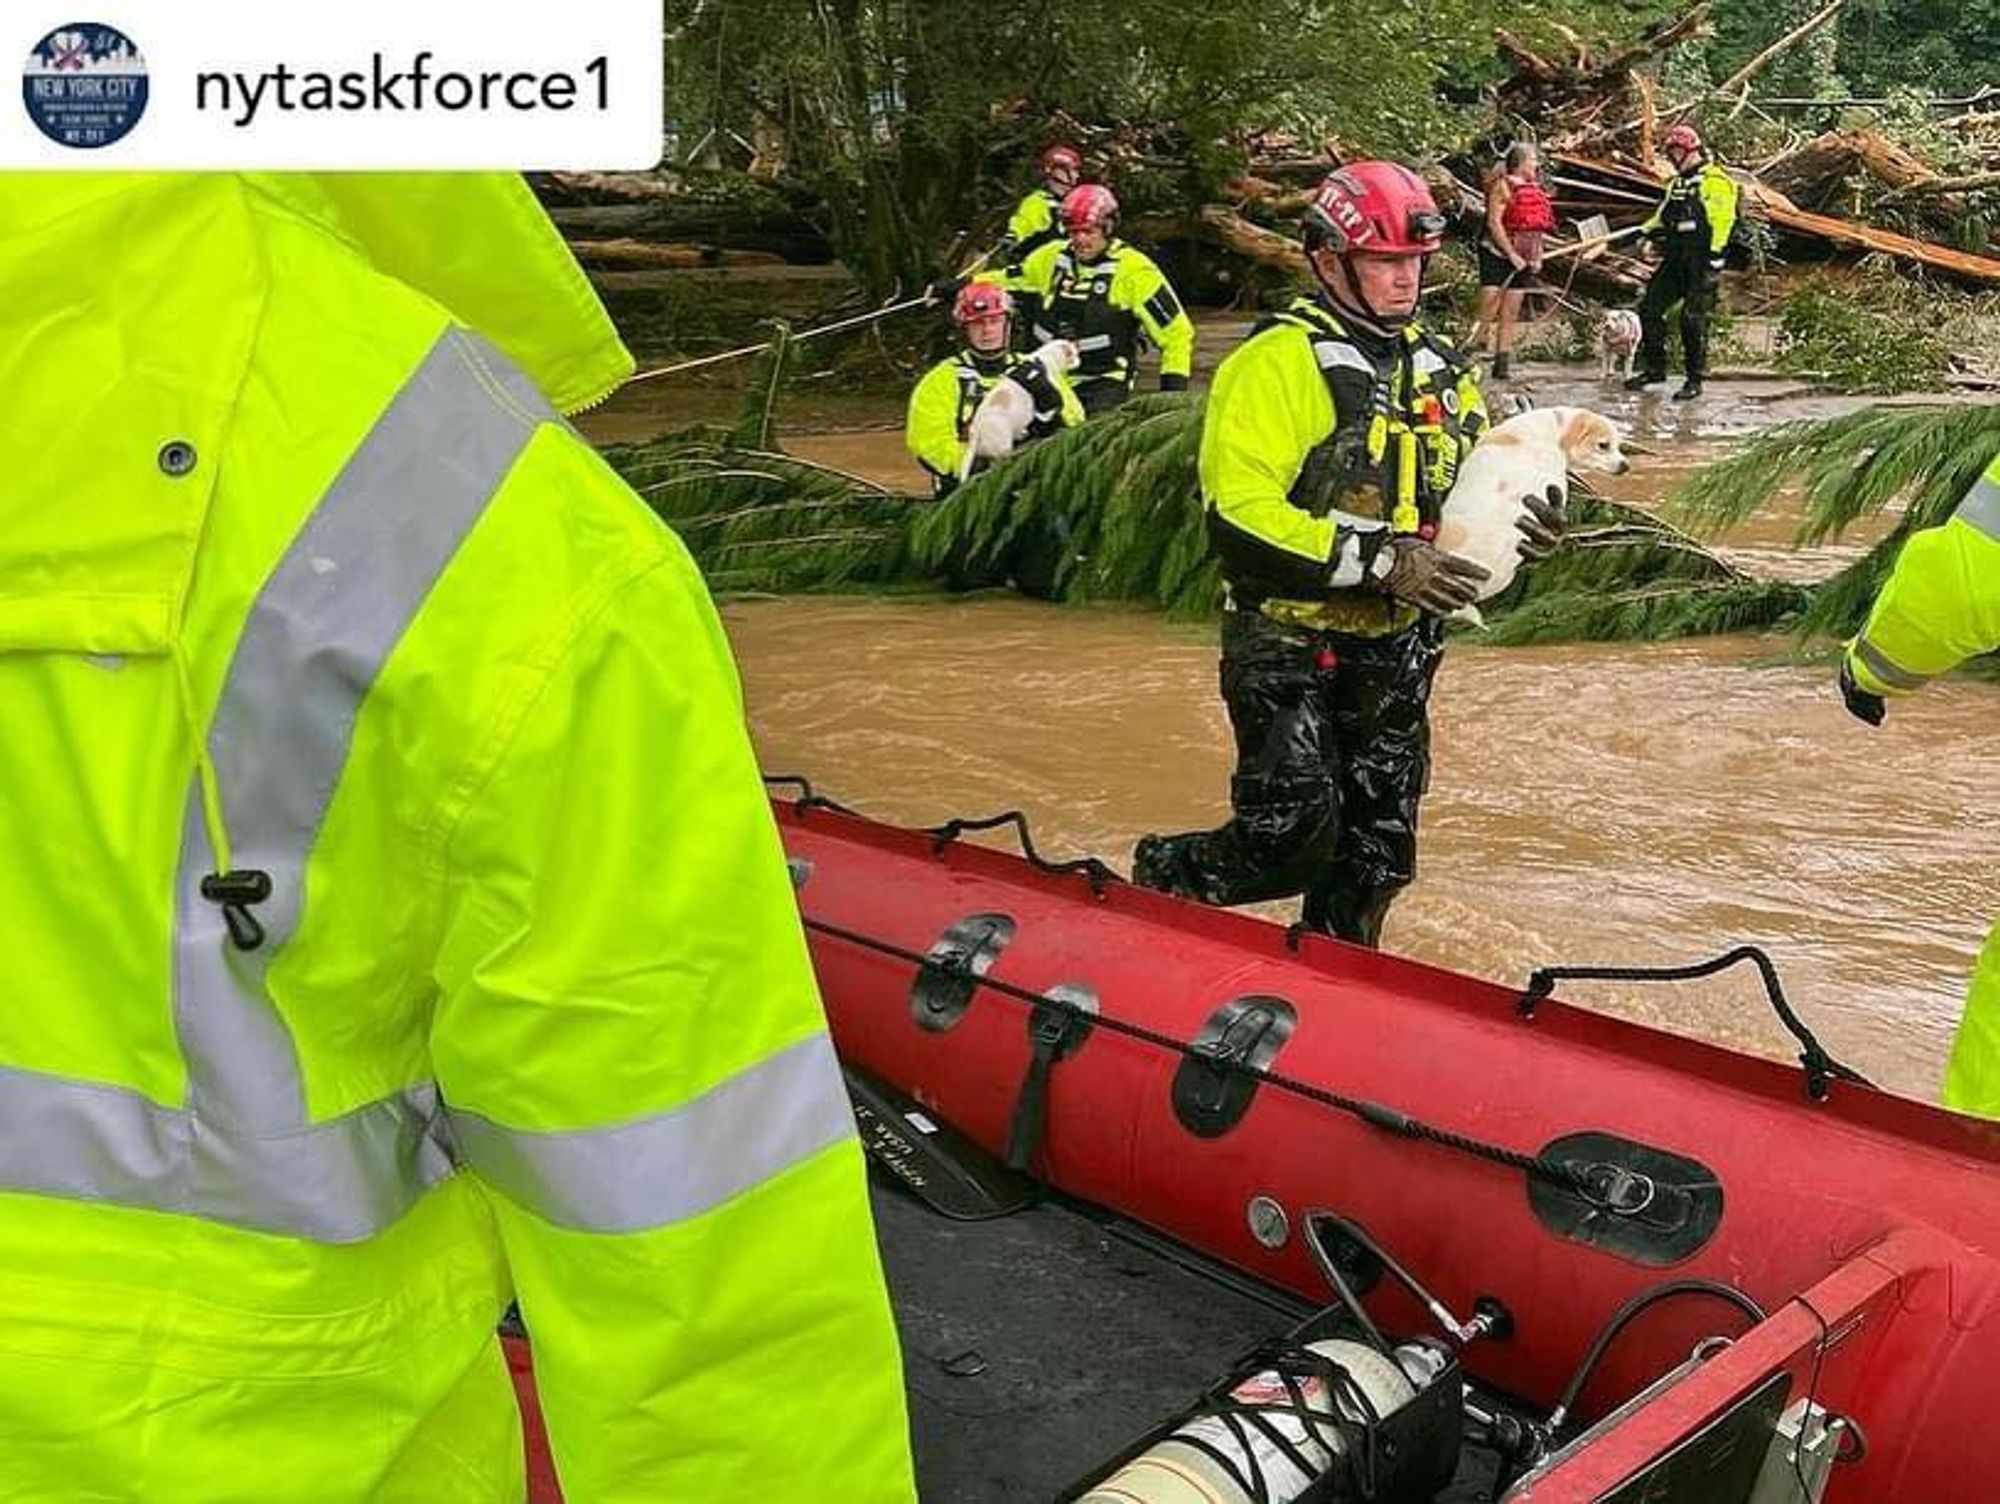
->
left=1433, top=406, right=1630, bottom=626
left=958, top=339, right=1081, bottom=482
left=1599, top=309, right=1642, bottom=381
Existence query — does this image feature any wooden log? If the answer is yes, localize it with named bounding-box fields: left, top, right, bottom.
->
left=1881, top=169, right=2000, bottom=200
left=1189, top=205, right=1310, bottom=278
left=572, top=239, right=787, bottom=270
left=1496, top=6, right=1711, bottom=117
left=542, top=170, right=677, bottom=202
left=1761, top=130, right=1941, bottom=209
left=1553, top=150, right=2000, bottom=286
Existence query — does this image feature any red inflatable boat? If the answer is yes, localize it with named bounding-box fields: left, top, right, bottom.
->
left=765, top=784, right=2000, bottom=1503
left=506, top=786, right=2000, bottom=1500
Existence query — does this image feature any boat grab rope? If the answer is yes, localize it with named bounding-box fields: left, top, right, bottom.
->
left=795, top=907, right=1600, bottom=1200
left=922, top=811, right=1121, bottom=895
left=760, top=774, right=1773, bottom=1204
left=762, top=776, right=1122, bottom=894
left=1517, top=950, right=1873, bottom=1102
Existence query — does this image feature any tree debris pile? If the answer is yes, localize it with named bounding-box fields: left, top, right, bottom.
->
left=1478, top=4, right=2000, bottom=294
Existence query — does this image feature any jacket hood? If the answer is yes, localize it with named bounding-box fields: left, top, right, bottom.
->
left=0, top=173, right=631, bottom=655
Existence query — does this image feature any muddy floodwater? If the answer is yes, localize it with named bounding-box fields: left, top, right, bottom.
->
left=583, top=357, right=1995, bottom=1107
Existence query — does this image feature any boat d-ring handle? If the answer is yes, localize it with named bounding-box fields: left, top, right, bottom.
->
left=1583, top=1162, right=1657, bottom=1218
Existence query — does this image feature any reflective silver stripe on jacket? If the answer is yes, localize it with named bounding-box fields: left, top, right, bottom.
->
left=176, top=328, right=550, bottom=1135
left=1411, top=347, right=1451, bottom=380
left=447, top=1034, right=853, bottom=1233
left=1313, top=341, right=1376, bottom=378
left=1958, top=472, right=2000, bottom=540
left=0, top=1065, right=449, bottom=1243
left=1852, top=637, right=1931, bottom=692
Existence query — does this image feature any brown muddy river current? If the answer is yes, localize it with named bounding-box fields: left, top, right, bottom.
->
left=587, top=363, right=1996, bottom=1108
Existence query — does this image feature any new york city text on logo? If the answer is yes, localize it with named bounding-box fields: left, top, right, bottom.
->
left=23, top=23, right=149, bottom=149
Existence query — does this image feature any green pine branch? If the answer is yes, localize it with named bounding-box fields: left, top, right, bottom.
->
left=1671, top=403, right=2000, bottom=639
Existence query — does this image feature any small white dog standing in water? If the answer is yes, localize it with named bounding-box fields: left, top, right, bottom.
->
left=1598, top=308, right=1643, bottom=381
left=1434, top=406, right=1630, bottom=626
left=957, top=338, right=1080, bottom=482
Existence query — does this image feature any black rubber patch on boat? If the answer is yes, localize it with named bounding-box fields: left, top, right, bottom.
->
left=911, top=912, right=1015, bottom=1033
left=1528, top=1131, right=1724, bottom=1266
left=1172, top=994, right=1297, bottom=1138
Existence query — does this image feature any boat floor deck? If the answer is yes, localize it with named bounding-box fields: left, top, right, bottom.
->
left=872, top=1179, right=1516, bottom=1503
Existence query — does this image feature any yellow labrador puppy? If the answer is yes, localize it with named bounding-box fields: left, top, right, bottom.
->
left=1434, top=406, right=1630, bottom=626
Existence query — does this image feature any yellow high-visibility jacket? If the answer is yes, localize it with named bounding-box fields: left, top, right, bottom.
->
left=1843, top=455, right=2000, bottom=1117
left=1000, top=186, right=1063, bottom=268
left=1641, top=159, right=1740, bottom=257
left=997, top=237, right=1195, bottom=399
left=0, top=174, right=913, bottom=1502
left=905, top=347, right=1084, bottom=491
left=1200, top=297, right=1488, bottom=635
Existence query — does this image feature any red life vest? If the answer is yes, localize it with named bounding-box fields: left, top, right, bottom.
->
left=1503, top=178, right=1557, bottom=233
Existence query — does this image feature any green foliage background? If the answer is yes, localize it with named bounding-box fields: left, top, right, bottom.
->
left=663, top=0, right=1668, bottom=297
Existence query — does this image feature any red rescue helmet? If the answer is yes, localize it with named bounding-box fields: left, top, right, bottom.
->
left=1039, top=144, right=1082, bottom=177
left=1302, top=161, right=1447, bottom=256
left=1662, top=123, right=1703, bottom=157
left=1059, top=183, right=1119, bottom=232
left=952, top=282, right=1010, bottom=325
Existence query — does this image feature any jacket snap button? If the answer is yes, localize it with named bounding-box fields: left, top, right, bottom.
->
left=157, top=439, right=198, bottom=477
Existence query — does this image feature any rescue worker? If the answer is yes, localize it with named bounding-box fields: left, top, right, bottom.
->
left=1131, top=162, right=1565, bottom=946
left=998, top=142, right=1082, bottom=270
left=905, top=281, right=1083, bottom=496
left=1001, top=182, right=1194, bottom=414
left=1836, top=454, right=2000, bottom=1117
left=1625, top=122, right=1739, bottom=401
left=0, top=173, right=914, bottom=1502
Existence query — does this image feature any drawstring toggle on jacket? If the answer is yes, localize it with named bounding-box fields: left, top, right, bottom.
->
left=200, top=869, right=272, bottom=951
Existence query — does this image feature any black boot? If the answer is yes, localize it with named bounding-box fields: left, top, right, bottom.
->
left=1673, top=378, right=1703, bottom=401
left=1491, top=352, right=1511, bottom=380
left=1132, top=833, right=1202, bottom=897
left=1623, top=371, right=1664, bottom=392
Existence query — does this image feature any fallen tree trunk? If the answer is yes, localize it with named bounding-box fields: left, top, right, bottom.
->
left=540, top=171, right=677, bottom=203
left=1881, top=169, right=2000, bottom=200
left=1761, top=130, right=1944, bottom=210
left=549, top=199, right=834, bottom=264
left=1189, top=204, right=1309, bottom=279
left=1683, top=0, right=1847, bottom=113
left=572, top=239, right=787, bottom=270
left=1554, top=151, right=2000, bottom=286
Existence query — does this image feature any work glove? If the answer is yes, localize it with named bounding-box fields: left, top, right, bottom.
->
left=1838, top=657, right=1887, bottom=727
left=1159, top=373, right=1189, bottom=393
left=927, top=273, right=968, bottom=306
left=1372, top=536, right=1491, bottom=615
left=1516, top=483, right=1566, bottom=562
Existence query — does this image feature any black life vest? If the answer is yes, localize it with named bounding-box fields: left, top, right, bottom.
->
left=1030, top=245, right=1138, bottom=390
left=1274, top=298, right=1479, bottom=533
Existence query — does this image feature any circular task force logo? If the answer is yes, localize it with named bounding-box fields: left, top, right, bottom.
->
left=23, top=24, right=149, bottom=149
